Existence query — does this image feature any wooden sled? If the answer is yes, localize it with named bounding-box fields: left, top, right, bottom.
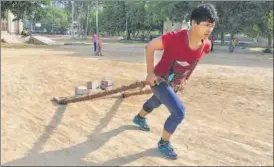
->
left=52, top=81, right=151, bottom=105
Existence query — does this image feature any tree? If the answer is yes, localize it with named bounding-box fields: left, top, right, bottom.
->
left=1, top=1, right=50, bottom=21
left=38, top=7, right=69, bottom=34
left=214, top=2, right=243, bottom=44
left=258, top=2, right=273, bottom=51
left=98, top=1, right=127, bottom=36
left=239, top=1, right=273, bottom=51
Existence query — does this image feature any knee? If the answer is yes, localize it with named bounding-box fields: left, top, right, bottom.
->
left=172, top=103, right=185, bottom=123
left=143, top=100, right=160, bottom=113
left=143, top=103, right=153, bottom=113
left=143, top=96, right=162, bottom=113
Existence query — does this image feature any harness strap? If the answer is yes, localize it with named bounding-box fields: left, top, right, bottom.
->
left=157, top=59, right=199, bottom=91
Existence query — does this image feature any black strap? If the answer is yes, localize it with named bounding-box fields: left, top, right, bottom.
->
left=156, top=59, right=200, bottom=86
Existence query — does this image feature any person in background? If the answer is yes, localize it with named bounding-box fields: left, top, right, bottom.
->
left=229, top=38, right=237, bottom=52
left=210, top=35, right=215, bottom=52
left=92, top=33, right=103, bottom=56
left=92, top=33, right=98, bottom=55
left=98, top=34, right=103, bottom=56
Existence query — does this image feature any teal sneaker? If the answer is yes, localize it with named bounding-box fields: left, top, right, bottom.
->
left=158, top=139, right=178, bottom=160
left=132, top=115, right=150, bottom=131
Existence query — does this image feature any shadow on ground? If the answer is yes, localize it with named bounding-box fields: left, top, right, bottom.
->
left=2, top=97, right=163, bottom=166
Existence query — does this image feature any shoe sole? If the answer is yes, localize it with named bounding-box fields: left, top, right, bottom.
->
left=158, top=147, right=178, bottom=160
left=132, top=119, right=150, bottom=131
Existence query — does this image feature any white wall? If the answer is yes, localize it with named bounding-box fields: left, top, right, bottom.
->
left=7, top=10, right=23, bottom=35
left=7, top=10, right=15, bottom=34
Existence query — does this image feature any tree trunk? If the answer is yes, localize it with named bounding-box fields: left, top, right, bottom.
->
left=125, top=13, right=128, bottom=40
left=85, top=3, right=89, bottom=36
left=140, top=31, right=145, bottom=41
left=135, top=31, right=139, bottom=39
left=230, top=33, right=234, bottom=40
left=221, top=32, right=224, bottom=45
left=131, top=31, right=135, bottom=38
left=126, top=30, right=131, bottom=40
left=132, top=31, right=136, bottom=39
left=161, top=20, right=164, bottom=35
left=267, top=34, right=272, bottom=50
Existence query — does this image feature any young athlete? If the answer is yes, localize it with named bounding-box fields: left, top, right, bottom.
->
left=132, top=3, right=218, bottom=159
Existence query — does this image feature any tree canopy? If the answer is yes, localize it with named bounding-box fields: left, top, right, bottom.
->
left=1, top=1, right=273, bottom=49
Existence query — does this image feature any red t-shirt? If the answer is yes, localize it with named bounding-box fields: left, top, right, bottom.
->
left=154, top=29, right=211, bottom=84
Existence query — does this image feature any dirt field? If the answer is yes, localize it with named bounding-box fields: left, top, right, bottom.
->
left=1, top=43, right=273, bottom=166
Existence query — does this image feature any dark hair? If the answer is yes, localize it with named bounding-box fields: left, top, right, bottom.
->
left=190, top=3, right=218, bottom=24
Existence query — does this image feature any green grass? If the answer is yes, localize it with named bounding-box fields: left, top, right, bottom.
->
left=249, top=47, right=273, bottom=53
left=108, top=39, right=147, bottom=45
left=1, top=43, right=60, bottom=49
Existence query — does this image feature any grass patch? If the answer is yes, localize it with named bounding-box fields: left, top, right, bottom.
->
left=1, top=43, right=60, bottom=49
left=249, top=47, right=273, bottom=53
left=249, top=47, right=265, bottom=52
left=114, top=39, right=147, bottom=45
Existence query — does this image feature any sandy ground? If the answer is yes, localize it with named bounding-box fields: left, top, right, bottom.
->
left=1, top=43, right=273, bottom=166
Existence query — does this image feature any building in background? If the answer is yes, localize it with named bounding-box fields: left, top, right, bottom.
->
left=1, top=10, right=23, bottom=35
